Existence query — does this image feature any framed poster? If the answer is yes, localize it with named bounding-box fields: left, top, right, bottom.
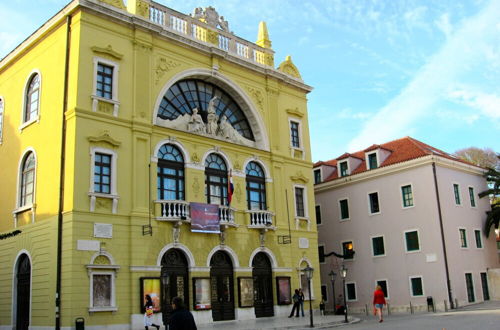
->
left=276, top=277, right=291, bottom=305
left=193, top=278, right=211, bottom=310
left=190, top=202, right=220, bottom=233
left=140, top=277, right=161, bottom=313
left=238, top=277, right=254, bottom=307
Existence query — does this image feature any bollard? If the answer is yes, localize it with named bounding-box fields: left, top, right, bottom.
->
left=410, top=301, right=414, bottom=314
left=444, top=300, right=448, bottom=312
left=75, top=317, right=85, bottom=330
left=365, top=304, right=369, bottom=316
left=455, top=299, right=458, bottom=309
left=387, top=303, right=391, bottom=315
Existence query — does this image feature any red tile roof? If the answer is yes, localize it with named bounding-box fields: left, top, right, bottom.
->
left=315, top=136, right=481, bottom=182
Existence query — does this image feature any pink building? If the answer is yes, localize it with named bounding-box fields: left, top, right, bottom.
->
left=313, top=137, right=498, bottom=313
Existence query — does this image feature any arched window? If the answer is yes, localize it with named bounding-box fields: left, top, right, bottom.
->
left=246, top=162, right=266, bottom=210
left=157, top=144, right=185, bottom=200
left=205, top=154, right=228, bottom=205
left=24, top=74, right=40, bottom=123
left=20, top=152, right=35, bottom=207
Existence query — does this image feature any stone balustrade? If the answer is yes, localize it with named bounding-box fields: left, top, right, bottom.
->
left=247, top=209, right=274, bottom=229
left=154, top=200, right=190, bottom=221
left=219, top=205, right=236, bottom=226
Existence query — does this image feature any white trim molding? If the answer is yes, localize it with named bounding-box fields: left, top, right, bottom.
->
left=89, top=147, right=119, bottom=214
left=92, top=56, right=120, bottom=117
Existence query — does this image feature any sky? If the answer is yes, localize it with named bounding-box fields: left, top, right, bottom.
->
left=1, top=0, right=499, bottom=162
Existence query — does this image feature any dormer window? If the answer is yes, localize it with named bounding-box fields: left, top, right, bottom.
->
left=314, top=169, right=321, bottom=184
left=367, top=153, right=378, bottom=169
left=339, top=161, right=348, bottom=177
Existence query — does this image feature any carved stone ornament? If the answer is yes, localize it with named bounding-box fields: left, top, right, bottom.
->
left=191, top=152, right=200, bottom=164
left=101, top=0, right=126, bottom=10
left=278, top=55, right=302, bottom=79
left=235, top=183, right=242, bottom=203
left=290, top=171, right=309, bottom=184
left=219, top=229, right=226, bottom=246
left=192, top=6, right=230, bottom=32
left=137, top=0, right=150, bottom=17
left=87, top=131, right=121, bottom=147
left=286, top=107, right=304, bottom=118
left=192, top=178, right=200, bottom=198
left=245, top=86, right=264, bottom=111
left=91, top=45, right=123, bottom=60
left=155, top=57, right=181, bottom=85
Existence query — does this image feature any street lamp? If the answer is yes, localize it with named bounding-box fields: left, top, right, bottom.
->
left=328, top=271, right=336, bottom=314
left=303, top=266, right=314, bottom=328
left=339, top=265, right=348, bottom=323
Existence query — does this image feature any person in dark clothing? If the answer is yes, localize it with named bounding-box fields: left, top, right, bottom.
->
left=169, top=296, right=197, bottom=330
left=288, top=289, right=301, bottom=318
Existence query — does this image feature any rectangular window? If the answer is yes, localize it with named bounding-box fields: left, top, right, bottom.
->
left=401, top=185, right=414, bottom=207
left=474, top=230, right=482, bottom=248
left=96, top=63, right=113, bottom=99
left=318, top=245, right=325, bottom=263
left=290, top=121, right=300, bottom=148
left=346, top=283, right=357, bottom=301
left=469, top=187, right=476, bottom=207
left=465, top=273, right=475, bottom=303
left=339, top=199, right=349, bottom=220
left=453, top=184, right=461, bottom=205
left=94, top=153, right=111, bottom=194
left=368, top=153, right=378, bottom=169
left=372, top=236, right=385, bottom=256
left=369, top=192, right=380, bottom=214
left=480, top=272, right=490, bottom=301
left=459, top=228, right=468, bottom=248
left=339, top=162, right=348, bottom=177
left=376, top=280, right=388, bottom=298
left=314, top=169, right=321, bottom=184
left=321, top=285, right=328, bottom=302
left=295, top=187, right=305, bottom=217
left=315, top=205, right=322, bottom=225
left=410, top=277, right=424, bottom=296
left=342, top=241, right=354, bottom=260
left=405, top=231, right=420, bottom=252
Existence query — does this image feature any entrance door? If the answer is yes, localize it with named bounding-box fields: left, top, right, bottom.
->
left=210, top=251, right=235, bottom=321
left=252, top=252, right=274, bottom=318
left=480, top=272, right=490, bottom=301
left=161, top=249, right=189, bottom=325
left=16, top=254, right=31, bottom=330
left=465, top=273, right=475, bottom=303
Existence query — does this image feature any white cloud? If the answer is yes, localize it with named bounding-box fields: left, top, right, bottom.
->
left=448, top=89, right=500, bottom=119
left=435, top=13, right=453, bottom=38
left=337, top=108, right=371, bottom=120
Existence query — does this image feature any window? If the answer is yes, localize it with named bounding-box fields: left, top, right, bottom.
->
left=401, top=185, right=413, bottom=207
left=20, top=152, right=36, bottom=207
left=96, top=63, right=113, bottom=99
left=339, top=199, right=349, bottom=220
left=0, top=97, right=4, bottom=142
left=205, top=154, right=228, bottom=205
left=459, top=228, right=468, bottom=248
left=405, top=230, right=420, bottom=252
left=368, top=153, right=377, bottom=169
left=89, top=148, right=118, bottom=213
left=480, top=272, right=490, bottom=301
left=342, top=241, right=354, bottom=260
left=314, top=169, right=321, bottom=184
left=453, top=184, right=461, bottom=205
left=315, top=205, right=322, bottom=225
left=246, top=162, right=266, bottom=210
left=409, top=276, right=424, bottom=296
left=339, top=161, right=348, bottom=177
left=469, top=187, right=476, bottom=207
left=321, top=285, right=328, bottom=301
left=346, top=282, right=357, bottom=301
left=290, top=121, right=300, bottom=148
left=376, top=280, right=389, bottom=298
left=24, top=73, right=40, bottom=123
left=92, top=57, right=120, bottom=116
left=87, top=254, right=119, bottom=312
left=318, top=245, right=325, bottom=263
left=465, top=273, right=475, bottom=303
left=294, top=187, right=305, bottom=217
left=368, top=192, right=380, bottom=214
left=474, top=230, right=482, bottom=248
left=372, top=236, right=385, bottom=256
left=157, top=144, right=185, bottom=200
left=94, top=153, right=111, bottom=194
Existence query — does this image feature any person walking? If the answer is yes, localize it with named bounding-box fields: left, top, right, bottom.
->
left=373, top=285, right=386, bottom=323
left=169, top=296, right=197, bottom=330
left=298, top=288, right=305, bottom=317
left=288, top=289, right=301, bottom=317
left=144, top=294, right=161, bottom=330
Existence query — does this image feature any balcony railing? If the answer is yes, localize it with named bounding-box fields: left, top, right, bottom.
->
left=154, top=200, right=190, bottom=221
left=247, top=210, right=274, bottom=229
left=219, top=205, right=236, bottom=227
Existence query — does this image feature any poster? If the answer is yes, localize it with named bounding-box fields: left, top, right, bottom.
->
left=193, top=278, right=211, bottom=310
left=238, top=277, right=254, bottom=307
left=140, top=277, right=161, bottom=313
left=276, top=277, right=291, bottom=305
left=190, top=202, right=220, bottom=233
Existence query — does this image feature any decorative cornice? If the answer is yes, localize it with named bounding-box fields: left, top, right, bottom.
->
left=277, top=55, right=301, bottom=79
left=286, top=107, right=304, bottom=118
left=91, top=45, right=123, bottom=60
left=155, top=56, right=181, bottom=85
left=245, top=86, right=264, bottom=111
left=87, top=131, right=121, bottom=147
left=290, top=171, right=309, bottom=184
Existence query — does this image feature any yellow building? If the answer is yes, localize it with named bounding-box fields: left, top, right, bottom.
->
left=0, top=0, right=318, bottom=328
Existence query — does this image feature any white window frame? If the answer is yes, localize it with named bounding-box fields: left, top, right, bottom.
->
left=338, top=197, right=350, bottom=221
left=92, top=57, right=120, bottom=116
left=464, top=272, right=476, bottom=303
left=89, top=147, right=119, bottom=213
left=345, top=281, right=357, bottom=302
left=404, top=229, right=421, bottom=253
left=367, top=191, right=381, bottom=215
left=0, top=96, right=4, bottom=144
left=409, top=276, right=425, bottom=297
left=468, top=186, right=476, bottom=208
left=14, top=148, right=37, bottom=221
left=20, top=70, right=42, bottom=130
left=293, top=184, right=308, bottom=218
left=375, top=279, right=390, bottom=300
left=400, top=183, right=415, bottom=209
left=453, top=182, right=462, bottom=206
left=473, top=229, right=483, bottom=249
left=458, top=227, right=468, bottom=249
left=318, top=244, right=326, bottom=264
left=315, top=204, right=322, bottom=226
left=338, top=160, right=349, bottom=177
left=371, top=235, right=386, bottom=257
left=87, top=252, right=120, bottom=312
left=340, top=239, right=355, bottom=261
left=365, top=151, right=378, bottom=170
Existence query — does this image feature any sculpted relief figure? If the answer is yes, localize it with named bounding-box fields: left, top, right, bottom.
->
left=187, top=108, right=205, bottom=134
left=217, top=115, right=233, bottom=140
left=206, top=97, right=219, bottom=135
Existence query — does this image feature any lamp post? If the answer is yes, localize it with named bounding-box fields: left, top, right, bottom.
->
left=303, top=266, right=314, bottom=328
left=340, top=265, right=348, bottom=323
left=328, top=271, right=336, bottom=314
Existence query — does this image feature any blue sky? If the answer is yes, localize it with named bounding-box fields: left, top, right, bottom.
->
left=1, top=0, right=499, bottom=162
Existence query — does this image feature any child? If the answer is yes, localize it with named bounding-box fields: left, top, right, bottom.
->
left=319, top=298, right=326, bottom=316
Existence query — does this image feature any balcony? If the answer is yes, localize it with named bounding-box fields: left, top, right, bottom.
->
left=247, top=210, right=275, bottom=229
left=219, top=205, right=237, bottom=228
left=154, top=200, right=190, bottom=222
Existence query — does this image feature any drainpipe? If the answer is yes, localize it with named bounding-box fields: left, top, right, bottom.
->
left=56, top=14, right=72, bottom=330
left=432, top=161, right=454, bottom=309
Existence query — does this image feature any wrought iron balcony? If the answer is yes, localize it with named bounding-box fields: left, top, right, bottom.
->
left=247, top=209, right=275, bottom=229
left=154, top=200, right=190, bottom=222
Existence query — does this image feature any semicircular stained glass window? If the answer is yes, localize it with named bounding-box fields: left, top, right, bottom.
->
left=157, top=79, right=254, bottom=141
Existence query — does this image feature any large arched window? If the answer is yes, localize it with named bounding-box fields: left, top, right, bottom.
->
left=246, top=162, right=266, bottom=210
left=157, top=144, right=185, bottom=200
left=20, top=152, right=36, bottom=207
left=158, top=79, right=254, bottom=140
left=205, top=154, right=228, bottom=205
left=24, top=74, right=40, bottom=123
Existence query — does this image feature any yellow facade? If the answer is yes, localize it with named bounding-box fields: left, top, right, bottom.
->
left=0, top=1, right=318, bottom=328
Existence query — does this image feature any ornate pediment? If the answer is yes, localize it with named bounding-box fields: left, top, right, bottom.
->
left=191, top=6, right=230, bottom=32
left=91, top=45, right=123, bottom=60
left=87, top=131, right=121, bottom=147
left=290, top=171, right=309, bottom=184
left=278, top=55, right=301, bottom=79
left=286, top=107, right=304, bottom=118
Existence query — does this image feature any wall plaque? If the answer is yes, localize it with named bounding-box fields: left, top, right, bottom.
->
left=94, top=223, right=113, bottom=238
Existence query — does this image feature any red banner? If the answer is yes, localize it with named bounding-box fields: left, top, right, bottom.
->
left=190, top=203, right=220, bottom=233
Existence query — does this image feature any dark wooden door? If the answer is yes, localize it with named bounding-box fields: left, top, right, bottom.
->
left=480, top=272, right=490, bottom=301
left=465, top=273, right=475, bottom=303
left=161, top=249, right=189, bottom=325
left=252, top=252, right=274, bottom=318
left=16, top=254, right=31, bottom=330
left=210, top=251, right=235, bottom=321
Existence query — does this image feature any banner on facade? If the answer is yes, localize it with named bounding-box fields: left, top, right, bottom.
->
left=190, top=202, right=220, bottom=233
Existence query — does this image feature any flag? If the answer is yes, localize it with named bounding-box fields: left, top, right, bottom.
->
left=227, top=169, right=234, bottom=206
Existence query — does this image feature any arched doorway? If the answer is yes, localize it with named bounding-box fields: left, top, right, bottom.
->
left=161, top=249, right=189, bottom=326
left=15, top=254, right=31, bottom=330
left=210, top=250, right=235, bottom=321
left=252, top=252, right=274, bottom=317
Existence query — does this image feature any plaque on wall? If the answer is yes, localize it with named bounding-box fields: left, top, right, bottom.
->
left=276, top=277, right=291, bottom=305
left=298, top=237, right=309, bottom=249
left=94, top=223, right=113, bottom=238
left=238, top=277, right=254, bottom=307
left=193, top=278, right=211, bottom=310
